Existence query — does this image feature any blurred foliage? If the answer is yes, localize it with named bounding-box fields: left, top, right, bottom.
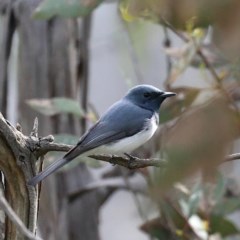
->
left=160, top=87, right=200, bottom=123
left=154, top=98, right=238, bottom=193
left=26, top=97, right=85, bottom=118
left=119, top=0, right=240, bottom=29
left=142, top=175, right=240, bottom=239
left=33, top=0, right=104, bottom=19
left=165, top=43, right=229, bottom=69
left=120, top=0, right=240, bottom=59
left=118, top=1, right=240, bottom=238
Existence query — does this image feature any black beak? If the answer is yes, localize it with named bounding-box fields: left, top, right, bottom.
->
left=161, top=92, right=176, bottom=98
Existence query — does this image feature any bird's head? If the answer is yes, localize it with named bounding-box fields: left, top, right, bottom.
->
left=124, top=85, right=176, bottom=112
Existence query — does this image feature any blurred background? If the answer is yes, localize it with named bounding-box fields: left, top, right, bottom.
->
left=1, top=0, right=240, bottom=239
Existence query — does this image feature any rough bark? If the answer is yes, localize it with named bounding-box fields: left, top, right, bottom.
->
left=0, top=181, right=6, bottom=239
left=0, top=113, right=38, bottom=240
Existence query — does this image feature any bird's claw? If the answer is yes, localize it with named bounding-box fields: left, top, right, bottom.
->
left=110, top=154, right=117, bottom=166
left=124, top=153, right=136, bottom=169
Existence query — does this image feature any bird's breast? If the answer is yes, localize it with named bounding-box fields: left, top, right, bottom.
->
left=99, top=114, right=158, bottom=154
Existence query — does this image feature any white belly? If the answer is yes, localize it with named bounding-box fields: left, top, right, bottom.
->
left=97, top=115, right=158, bottom=154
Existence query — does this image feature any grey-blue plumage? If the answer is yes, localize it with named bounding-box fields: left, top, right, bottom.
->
left=28, top=85, right=176, bottom=186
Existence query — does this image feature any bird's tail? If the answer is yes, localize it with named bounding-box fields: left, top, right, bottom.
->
left=28, top=157, right=68, bottom=186
left=28, top=145, right=83, bottom=186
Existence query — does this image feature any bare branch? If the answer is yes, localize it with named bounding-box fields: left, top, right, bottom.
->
left=162, top=24, right=172, bottom=89
left=89, top=154, right=167, bottom=169
left=32, top=138, right=240, bottom=168
left=37, top=141, right=72, bottom=154
left=30, top=117, right=38, bottom=138
left=0, top=192, right=42, bottom=240
left=224, top=153, right=240, bottom=162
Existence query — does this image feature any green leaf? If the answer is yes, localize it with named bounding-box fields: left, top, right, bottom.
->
left=214, top=198, right=240, bottom=216
left=178, top=183, right=202, bottom=218
left=210, top=215, right=239, bottom=237
left=160, top=200, right=188, bottom=230
left=26, top=97, right=85, bottom=118
left=33, top=0, right=104, bottom=19
left=212, top=173, right=226, bottom=203
left=140, top=218, right=177, bottom=240
left=187, top=184, right=202, bottom=217
left=150, top=228, right=174, bottom=240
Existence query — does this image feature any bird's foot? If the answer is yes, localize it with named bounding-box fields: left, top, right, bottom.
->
left=124, top=153, right=137, bottom=169
left=110, top=154, right=117, bottom=166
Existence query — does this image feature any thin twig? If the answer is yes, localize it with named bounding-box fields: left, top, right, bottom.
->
left=121, top=18, right=144, bottom=84
left=162, top=24, right=172, bottom=89
left=161, top=18, right=189, bottom=42
left=30, top=117, right=38, bottom=138
left=161, top=18, right=239, bottom=113
left=0, top=192, right=42, bottom=240
left=225, top=153, right=240, bottom=162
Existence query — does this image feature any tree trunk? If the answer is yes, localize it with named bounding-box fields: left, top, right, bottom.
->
left=0, top=1, right=104, bottom=239
left=0, top=114, right=38, bottom=240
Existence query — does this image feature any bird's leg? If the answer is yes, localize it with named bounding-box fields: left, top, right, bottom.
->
left=124, top=153, right=135, bottom=160
left=110, top=154, right=118, bottom=165
left=124, top=153, right=137, bottom=169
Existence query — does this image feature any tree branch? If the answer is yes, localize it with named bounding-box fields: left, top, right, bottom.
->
left=0, top=192, right=42, bottom=240
left=31, top=138, right=240, bottom=168
left=89, top=154, right=167, bottom=169
left=225, top=153, right=240, bottom=162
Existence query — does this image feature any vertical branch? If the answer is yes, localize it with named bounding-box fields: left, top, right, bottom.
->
left=162, top=25, right=172, bottom=89
left=121, top=20, right=144, bottom=84
left=0, top=191, right=42, bottom=240
left=78, top=15, right=92, bottom=133
left=0, top=4, right=16, bottom=116
left=0, top=179, right=5, bottom=239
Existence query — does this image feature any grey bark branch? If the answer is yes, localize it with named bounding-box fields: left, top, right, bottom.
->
left=30, top=137, right=240, bottom=168
left=28, top=138, right=168, bottom=169
left=0, top=192, right=42, bottom=240
left=89, top=154, right=167, bottom=169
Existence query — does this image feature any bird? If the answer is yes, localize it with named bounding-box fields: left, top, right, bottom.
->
left=28, top=85, right=176, bottom=186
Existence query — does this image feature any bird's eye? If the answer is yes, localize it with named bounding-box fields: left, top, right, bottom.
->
left=143, top=92, right=151, bottom=98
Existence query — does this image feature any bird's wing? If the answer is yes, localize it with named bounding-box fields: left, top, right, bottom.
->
left=64, top=100, right=153, bottom=159
left=28, top=100, right=153, bottom=185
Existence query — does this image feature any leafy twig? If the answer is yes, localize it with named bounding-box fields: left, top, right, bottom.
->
left=161, top=18, right=239, bottom=113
